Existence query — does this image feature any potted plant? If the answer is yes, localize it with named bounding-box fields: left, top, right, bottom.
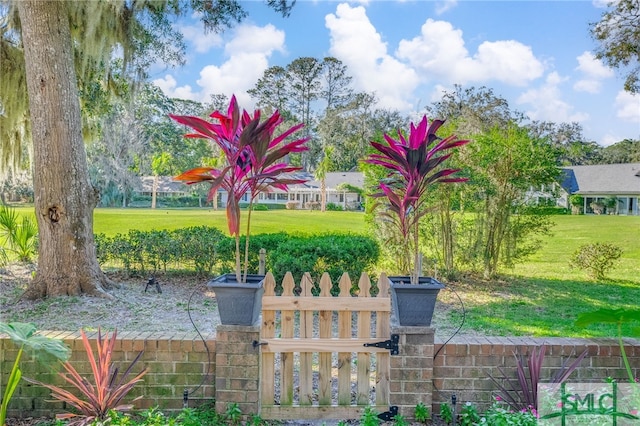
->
left=170, top=96, right=309, bottom=325
left=364, top=116, right=469, bottom=326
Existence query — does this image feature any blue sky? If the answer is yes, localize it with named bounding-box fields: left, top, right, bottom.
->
left=152, top=0, right=640, bottom=147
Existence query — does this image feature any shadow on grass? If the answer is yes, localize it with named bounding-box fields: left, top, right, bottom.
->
left=436, top=274, right=640, bottom=338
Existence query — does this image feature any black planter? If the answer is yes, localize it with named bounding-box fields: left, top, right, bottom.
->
left=208, top=273, right=265, bottom=326
left=388, top=276, right=444, bottom=326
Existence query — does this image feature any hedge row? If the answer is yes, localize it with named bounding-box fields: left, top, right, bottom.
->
left=95, top=227, right=380, bottom=285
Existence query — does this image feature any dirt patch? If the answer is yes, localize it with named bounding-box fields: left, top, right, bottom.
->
left=1, top=265, right=220, bottom=336
left=1, top=265, right=470, bottom=341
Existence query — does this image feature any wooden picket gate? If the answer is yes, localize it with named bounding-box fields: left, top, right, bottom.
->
left=258, top=271, right=395, bottom=421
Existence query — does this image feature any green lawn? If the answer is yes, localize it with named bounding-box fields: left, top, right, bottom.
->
left=10, top=207, right=640, bottom=338
left=12, top=206, right=368, bottom=236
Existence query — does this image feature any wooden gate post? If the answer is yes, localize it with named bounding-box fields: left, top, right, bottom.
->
left=215, top=324, right=261, bottom=417
left=389, top=326, right=435, bottom=419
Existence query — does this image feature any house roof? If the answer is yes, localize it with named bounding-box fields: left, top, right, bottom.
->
left=561, top=163, right=640, bottom=195
left=306, top=172, right=364, bottom=190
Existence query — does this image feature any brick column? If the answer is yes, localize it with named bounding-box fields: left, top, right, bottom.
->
left=389, top=326, right=435, bottom=419
left=215, top=325, right=261, bottom=417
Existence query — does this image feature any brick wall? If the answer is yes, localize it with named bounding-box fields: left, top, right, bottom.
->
left=2, top=331, right=639, bottom=420
left=1, top=331, right=216, bottom=419
left=433, top=336, right=640, bottom=412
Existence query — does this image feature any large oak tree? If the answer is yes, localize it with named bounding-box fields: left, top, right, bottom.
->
left=3, top=0, right=294, bottom=298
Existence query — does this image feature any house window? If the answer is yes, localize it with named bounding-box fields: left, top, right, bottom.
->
left=277, top=193, right=288, bottom=201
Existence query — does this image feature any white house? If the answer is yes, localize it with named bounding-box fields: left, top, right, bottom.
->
left=138, top=172, right=365, bottom=210
left=559, top=163, right=640, bottom=215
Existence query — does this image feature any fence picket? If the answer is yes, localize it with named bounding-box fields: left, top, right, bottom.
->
left=356, top=272, right=372, bottom=405
left=260, top=272, right=276, bottom=406
left=280, top=272, right=296, bottom=405
left=299, top=273, right=314, bottom=405
left=337, top=273, right=353, bottom=405
left=259, top=272, right=392, bottom=420
left=318, top=272, right=333, bottom=405
left=375, top=273, right=391, bottom=406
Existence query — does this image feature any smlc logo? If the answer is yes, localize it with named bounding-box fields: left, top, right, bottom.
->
left=538, top=382, right=640, bottom=425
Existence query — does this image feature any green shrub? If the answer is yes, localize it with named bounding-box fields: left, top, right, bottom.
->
left=96, top=229, right=379, bottom=285
left=176, top=226, right=226, bottom=276
left=326, top=202, right=343, bottom=211
left=569, top=242, right=623, bottom=279
left=269, top=234, right=380, bottom=287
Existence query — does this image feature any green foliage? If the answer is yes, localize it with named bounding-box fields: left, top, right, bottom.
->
left=459, top=402, right=481, bottom=425
left=96, top=227, right=226, bottom=276
left=26, top=329, right=147, bottom=425
left=414, top=402, right=431, bottom=423
left=326, top=202, right=344, bottom=211
left=480, top=399, right=538, bottom=425
left=590, top=0, right=640, bottom=93
left=269, top=234, right=380, bottom=284
left=439, top=402, right=453, bottom=425
left=576, top=308, right=640, bottom=383
left=94, top=402, right=227, bottom=425
left=0, top=322, right=70, bottom=426
left=224, top=402, right=243, bottom=425
left=0, top=204, right=38, bottom=263
left=96, top=229, right=378, bottom=282
left=392, top=413, right=409, bottom=426
left=569, top=194, right=584, bottom=207
left=569, top=242, right=623, bottom=279
left=359, top=406, right=381, bottom=425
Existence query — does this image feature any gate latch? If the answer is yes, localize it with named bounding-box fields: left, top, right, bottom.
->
left=363, top=334, right=399, bottom=355
left=377, top=405, right=398, bottom=422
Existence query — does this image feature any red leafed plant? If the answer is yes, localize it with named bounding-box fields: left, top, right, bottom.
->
left=364, top=116, right=469, bottom=283
left=26, top=329, right=147, bottom=426
left=170, top=95, right=309, bottom=283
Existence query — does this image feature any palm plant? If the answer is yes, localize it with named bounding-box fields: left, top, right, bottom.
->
left=170, top=95, right=309, bottom=283
left=364, top=116, right=469, bottom=283
left=0, top=322, right=70, bottom=425
left=0, top=204, right=38, bottom=263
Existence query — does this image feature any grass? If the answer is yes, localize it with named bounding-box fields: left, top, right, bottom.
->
left=11, top=206, right=368, bottom=236
left=9, top=206, right=640, bottom=338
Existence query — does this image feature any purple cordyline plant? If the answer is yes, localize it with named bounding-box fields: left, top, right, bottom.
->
left=170, top=95, right=309, bottom=283
left=364, top=116, right=469, bottom=284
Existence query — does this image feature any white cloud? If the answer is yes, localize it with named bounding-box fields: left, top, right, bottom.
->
left=573, top=51, right=614, bottom=93
left=325, top=3, right=419, bottom=111
left=615, top=90, right=640, bottom=122
left=600, top=133, right=622, bottom=147
left=592, top=0, right=611, bottom=8
left=153, top=23, right=285, bottom=106
left=396, top=19, right=544, bottom=86
left=179, top=23, right=223, bottom=53
left=152, top=75, right=199, bottom=100
left=435, top=0, right=458, bottom=15
left=517, top=72, right=589, bottom=123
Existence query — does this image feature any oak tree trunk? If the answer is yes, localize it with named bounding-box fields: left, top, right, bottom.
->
left=18, top=1, right=115, bottom=299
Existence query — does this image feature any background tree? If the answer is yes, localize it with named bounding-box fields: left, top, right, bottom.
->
left=600, top=139, right=640, bottom=163
left=527, top=121, right=602, bottom=165
left=87, top=104, right=149, bottom=208
left=2, top=0, right=294, bottom=298
left=590, top=0, right=640, bottom=93
left=463, top=124, right=560, bottom=278
left=314, top=146, right=334, bottom=212
left=150, top=152, right=173, bottom=209
left=320, top=56, right=354, bottom=110
left=248, top=66, right=289, bottom=112
left=250, top=56, right=358, bottom=170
